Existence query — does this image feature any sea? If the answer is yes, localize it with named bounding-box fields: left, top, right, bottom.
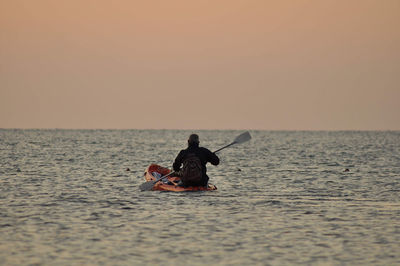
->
left=0, top=129, right=399, bottom=265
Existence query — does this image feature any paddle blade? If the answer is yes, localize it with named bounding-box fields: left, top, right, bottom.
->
left=234, top=131, right=251, bottom=144
left=139, top=180, right=156, bottom=191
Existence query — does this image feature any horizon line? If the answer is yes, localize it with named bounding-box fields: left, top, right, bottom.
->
left=1, top=127, right=399, bottom=132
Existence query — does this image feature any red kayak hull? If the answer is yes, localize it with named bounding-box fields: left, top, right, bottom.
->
left=144, top=164, right=217, bottom=192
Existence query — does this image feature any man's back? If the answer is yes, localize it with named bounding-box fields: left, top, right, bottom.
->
left=173, top=138, right=219, bottom=187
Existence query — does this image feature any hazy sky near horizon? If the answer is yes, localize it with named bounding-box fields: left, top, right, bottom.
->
left=1, top=0, right=399, bottom=130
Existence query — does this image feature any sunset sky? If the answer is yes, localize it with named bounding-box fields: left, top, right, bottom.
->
left=1, top=0, right=399, bottom=130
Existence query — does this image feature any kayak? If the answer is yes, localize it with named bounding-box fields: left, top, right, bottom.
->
left=144, top=164, right=217, bottom=192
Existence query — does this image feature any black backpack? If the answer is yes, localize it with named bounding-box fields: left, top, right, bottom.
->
left=182, top=153, right=203, bottom=184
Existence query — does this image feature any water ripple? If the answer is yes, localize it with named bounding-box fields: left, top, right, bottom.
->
left=0, top=129, right=399, bottom=265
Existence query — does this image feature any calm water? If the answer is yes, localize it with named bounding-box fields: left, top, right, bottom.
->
left=0, top=129, right=399, bottom=265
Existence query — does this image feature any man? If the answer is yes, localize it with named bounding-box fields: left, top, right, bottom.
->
left=173, top=134, right=220, bottom=187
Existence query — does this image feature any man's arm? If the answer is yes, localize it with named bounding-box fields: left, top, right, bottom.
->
left=205, top=148, right=220, bottom=166
left=173, top=150, right=184, bottom=171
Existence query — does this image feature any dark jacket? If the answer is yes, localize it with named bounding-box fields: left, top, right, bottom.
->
left=173, top=144, right=220, bottom=186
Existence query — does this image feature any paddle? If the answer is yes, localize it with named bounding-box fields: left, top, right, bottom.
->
left=139, top=171, right=176, bottom=191
left=139, top=131, right=252, bottom=191
left=213, top=131, right=251, bottom=153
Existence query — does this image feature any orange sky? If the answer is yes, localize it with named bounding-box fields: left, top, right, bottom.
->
left=1, top=0, right=399, bottom=130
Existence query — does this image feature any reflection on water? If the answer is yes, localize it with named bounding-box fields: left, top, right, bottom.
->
left=0, top=130, right=399, bottom=265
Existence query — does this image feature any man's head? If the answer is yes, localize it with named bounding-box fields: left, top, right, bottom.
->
left=188, top=134, right=200, bottom=147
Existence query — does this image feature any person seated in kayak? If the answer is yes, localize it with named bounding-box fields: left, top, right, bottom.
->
left=173, top=134, right=220, bottom=187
